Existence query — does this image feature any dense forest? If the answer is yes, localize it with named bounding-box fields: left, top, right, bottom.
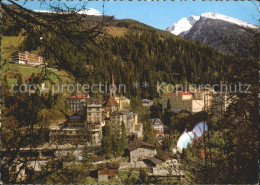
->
left=17, top=30, right=233, bottom=99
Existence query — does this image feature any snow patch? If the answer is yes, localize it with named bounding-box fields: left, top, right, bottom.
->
left=201, top=12, right=258, bottom=29
left=34, top=8, right=102, bottom=16
left=77, top=8, right=102, bottom=16
left=166, top=15, right=199, bottom=35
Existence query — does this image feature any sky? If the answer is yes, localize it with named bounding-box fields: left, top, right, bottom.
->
left=9, top=0, right=260, bottom=30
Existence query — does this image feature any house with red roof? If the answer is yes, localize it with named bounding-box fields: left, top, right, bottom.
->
left=154, top=130, right=169, bottom=144
left=97, top=163, right=119, bottom=182
left=104, top=96, right=119, bottom=114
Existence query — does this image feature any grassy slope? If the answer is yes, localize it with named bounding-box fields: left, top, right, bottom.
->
left=105, top=26, right=128, bottom=37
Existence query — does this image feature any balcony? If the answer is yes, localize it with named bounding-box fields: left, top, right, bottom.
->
left=87, top=124, right=101, bottom=132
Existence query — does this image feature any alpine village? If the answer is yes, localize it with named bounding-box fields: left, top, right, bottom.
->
left=1, top=2, right=258, bottom=184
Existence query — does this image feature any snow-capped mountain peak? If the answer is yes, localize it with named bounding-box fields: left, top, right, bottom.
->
left=166, top=15, right=199, bottom=35
left=34, top=8, right=102, bottom=16
left=200, top=12, right=258, bottom=29
left=166, top=12, right=258, bottom=36
left=77, top=8, right=102, bottom=16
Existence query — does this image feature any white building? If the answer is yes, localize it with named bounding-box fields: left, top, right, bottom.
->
left=11, top=51, right=44, bottom=65
left=142, top=99, right=154, bottom=107
left=151, top=118, right=164, bottom=133
left=160, top=90, right=214, bottom=114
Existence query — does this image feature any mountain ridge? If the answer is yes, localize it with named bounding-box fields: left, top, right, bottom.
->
left=166, top=12, right=259, bottom=52
left=167, top=12, right=258, bottom=36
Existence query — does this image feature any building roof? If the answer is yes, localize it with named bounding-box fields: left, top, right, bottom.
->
left=120, top=96, right=130, bottom=100
left=97, top=162, right=119, bottom=170
left=144, top=153, right=174, bottom=166
left=106, top=97, right=119, bottom=107
left=24, top=75, right=31, bottom=81
left=155, top=152, right=173, bottom=161
left=127, top=112, right=137, bottom=119
left=70, top=116, right=82, bottom=120
left=142, top=99, right=153, bottom=103
left=110, top=111, right=128, bottom=116
left=163, top=92, right=192, bottom=96
left=164, top=89, right=214, bottom=97
left=68, top=94, right=88, bottom=99
left=128, top=139, right=156, bottom=152
left=150, top=157, right=165, bottom=164
left=151, top=118, right=164, bottom=126
left=154, top=130, right=164, bottom=135
left=102, top=108, right=108, bottom=113
left=91, top=156, right=105, bottom=163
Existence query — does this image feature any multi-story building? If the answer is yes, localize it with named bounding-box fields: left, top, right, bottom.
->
left=109, top=111, right=128, bottom=127
left=127, top=112, right=138, bottom=133
left=67, top=94, right=89, bottom=113
left=160, top=90, right=214, bottom=114
left=151, top=118, right=164, bottom=133
left=109, top=111, right=143, bottom=138
left=85, top=98, right=103, bottom=146
left=127, top=112, right=143, bottom=138
left=49, top=116, right=87, bottom=144
left=50, top=98, right=103, bottom=146
left=49, top=126, right=88, bottom=144
left=11, top=51, right=44, bottom=65
left=114, top=96, right=131, bottom=111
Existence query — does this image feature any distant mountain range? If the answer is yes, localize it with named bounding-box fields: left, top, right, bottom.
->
left=166, top=12, right=259, bottom=52
left=33, top=8, right=173, bottom=37
left=33, top=9, right=259, bottom=53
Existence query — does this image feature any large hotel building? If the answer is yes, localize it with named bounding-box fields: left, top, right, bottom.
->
left=11, top=51, right=44, bottom=66
left=160, top=90, right=214, bottom=114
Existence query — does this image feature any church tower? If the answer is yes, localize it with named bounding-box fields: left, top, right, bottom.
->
left=110, top=72, right=116, bottom=97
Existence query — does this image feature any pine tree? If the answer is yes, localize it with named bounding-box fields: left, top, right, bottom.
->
left=143, top=121, right=155, bottom=144
left=102, top=125, right=112, bottom=155
left=163, top=98, right=173, bottom=126
left=120, top=121, right=128, bottom=155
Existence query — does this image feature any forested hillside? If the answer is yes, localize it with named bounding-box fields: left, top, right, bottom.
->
left=2, top=6, right=233, bottom=99
left=23, top=31, right=232, bottom=98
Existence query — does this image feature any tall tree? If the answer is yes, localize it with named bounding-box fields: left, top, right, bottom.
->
left=101, top=125, right=112, bottom=155
left=120, top=121, right=128, bottom=154
left=163, top=98, right=173, bottom=126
